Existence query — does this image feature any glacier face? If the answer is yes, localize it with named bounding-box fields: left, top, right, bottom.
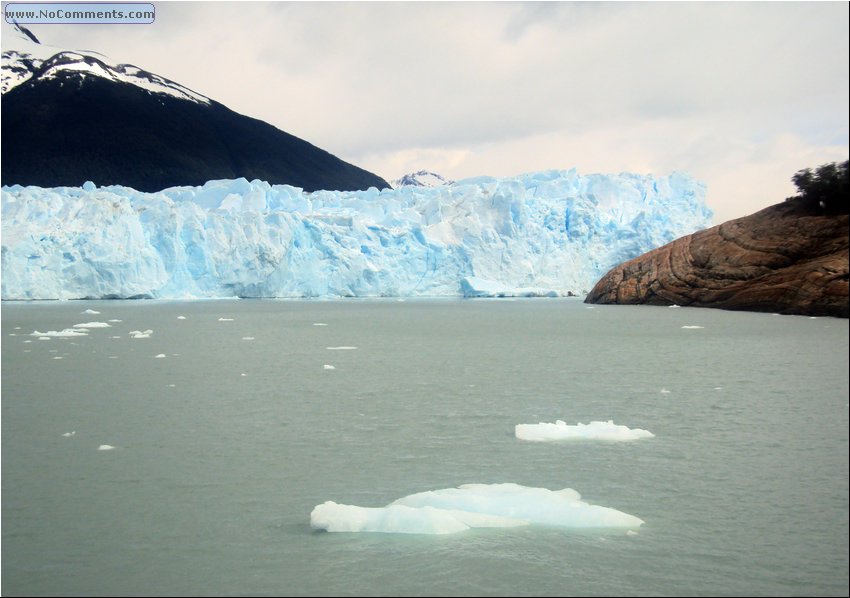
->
left=0, top=169, right=712, bottom=300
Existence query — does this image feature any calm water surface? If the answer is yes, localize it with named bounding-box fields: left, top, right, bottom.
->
left=2, top=299, right=848, bottom=596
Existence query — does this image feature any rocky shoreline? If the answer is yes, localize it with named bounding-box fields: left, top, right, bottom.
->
left=585, top=198, right=849, bottom=318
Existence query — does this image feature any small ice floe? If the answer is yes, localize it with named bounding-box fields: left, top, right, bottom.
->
left=218, top=318, right=234, bottom=322
left=586, top=306, right=595, bottom=309
left=23, top=349, right=31, bottom=352
left=515, top=420, right=655, bottom=442
left=714, top=386, right=723, bottom=390
left=681, top=325, right=704, bottom=329
left=154, top=354, right=166, bottom=359
left=177, top=316, right=187, bottom=320
left=326, top=346, right=357, bottom=350
left=240, top=373, right=248, bottom=377
left=668, top=304, right=681, bottom=308
left=323, top=364, right=336, bottom=370
left=111, top=336, right=121, bottom=339
left=82, top=309, right=100, bottom=315
left=107, top=319, right=122, bottom=323
left=32, top=329, right=88, bottom=337
left=660, top=388, right=671, bottom=394
left=74, top=321, right=111, bottom=328
left=39, top=337, right=51, bottom=340
left=168, top=384, right=176, bottom=388
left=62, top=431, right=76, bottom=437
left=52, top=356, right=64, bottom=360
left=97, top=445, right=115, bottom=451
left=242, top=336, right=255, bottom=341
left=14, top=327, right=21, bottom=330
left=809, top=317, right=818, bottom=320
left=8, top=333, right=17, bottom=336
left=129, top=330, right=153, bottom=339
left=23, top=340, right=33, bottom=344
left=108, top=356, right=118, bottom=359
left=313, top=323, right=328, bottom=326
left=626, top=530, right=639, bottom=536
left=310, top=483, right=643, bottom=535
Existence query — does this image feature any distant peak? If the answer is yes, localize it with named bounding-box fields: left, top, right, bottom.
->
left=391, top=170, right=455, bottom=189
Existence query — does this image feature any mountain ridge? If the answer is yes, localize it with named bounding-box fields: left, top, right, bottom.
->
left=1, top=24, right=390, bottom=192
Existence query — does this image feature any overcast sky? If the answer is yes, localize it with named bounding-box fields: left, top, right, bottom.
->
left=4, top=1, right=848, bottom=223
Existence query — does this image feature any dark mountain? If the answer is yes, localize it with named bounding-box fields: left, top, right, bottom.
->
left=1, top=30, right=389, bottom=192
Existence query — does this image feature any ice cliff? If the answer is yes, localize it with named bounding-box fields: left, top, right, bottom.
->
left=0, top=169, right=712, bottom=300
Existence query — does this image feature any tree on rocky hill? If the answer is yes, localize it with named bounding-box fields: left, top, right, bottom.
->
left=788, top=160, right=849, bottom=215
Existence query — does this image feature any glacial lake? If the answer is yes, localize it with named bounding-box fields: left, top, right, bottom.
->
left=2, top=298, right=848, bottom=596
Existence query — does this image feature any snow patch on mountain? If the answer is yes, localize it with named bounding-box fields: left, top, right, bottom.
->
left=1, top=21, right=209, bottom=103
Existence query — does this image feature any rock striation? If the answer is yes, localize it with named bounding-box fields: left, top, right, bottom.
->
left=585, top=198, right=849, bottom=317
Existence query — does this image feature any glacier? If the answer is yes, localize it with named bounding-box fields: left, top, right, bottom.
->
left=0, top=169, right=711, bottom=300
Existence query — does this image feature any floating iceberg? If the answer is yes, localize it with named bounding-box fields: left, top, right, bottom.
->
left=128, top=329, right=153, bottom=339
left=460, top=276, right=561, bottom=298
left=1, top=170, right=711, bottom=300
left=73, top=321, right=111, bottom=328
left=515, top=420, right=655, bottom=442
left=310, top=483, right=643, bottom=535
left=30, top=328, right=88, bottom=337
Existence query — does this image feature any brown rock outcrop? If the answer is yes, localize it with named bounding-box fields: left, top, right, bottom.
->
left=585, top=199, right=849, bottom=317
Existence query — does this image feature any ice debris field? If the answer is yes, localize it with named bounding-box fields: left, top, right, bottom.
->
left=310, top=483, right=644, bottom=535
left=1, top=169, right=711, bottom=300
left=515, top=420, right=655, bottom=442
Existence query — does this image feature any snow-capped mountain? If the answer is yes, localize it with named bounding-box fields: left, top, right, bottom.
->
left=1, top=22, right=209, bottom=103
left=391, top=171, right=455, bottom=188
left=0, top=22, right=389, bottom=192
